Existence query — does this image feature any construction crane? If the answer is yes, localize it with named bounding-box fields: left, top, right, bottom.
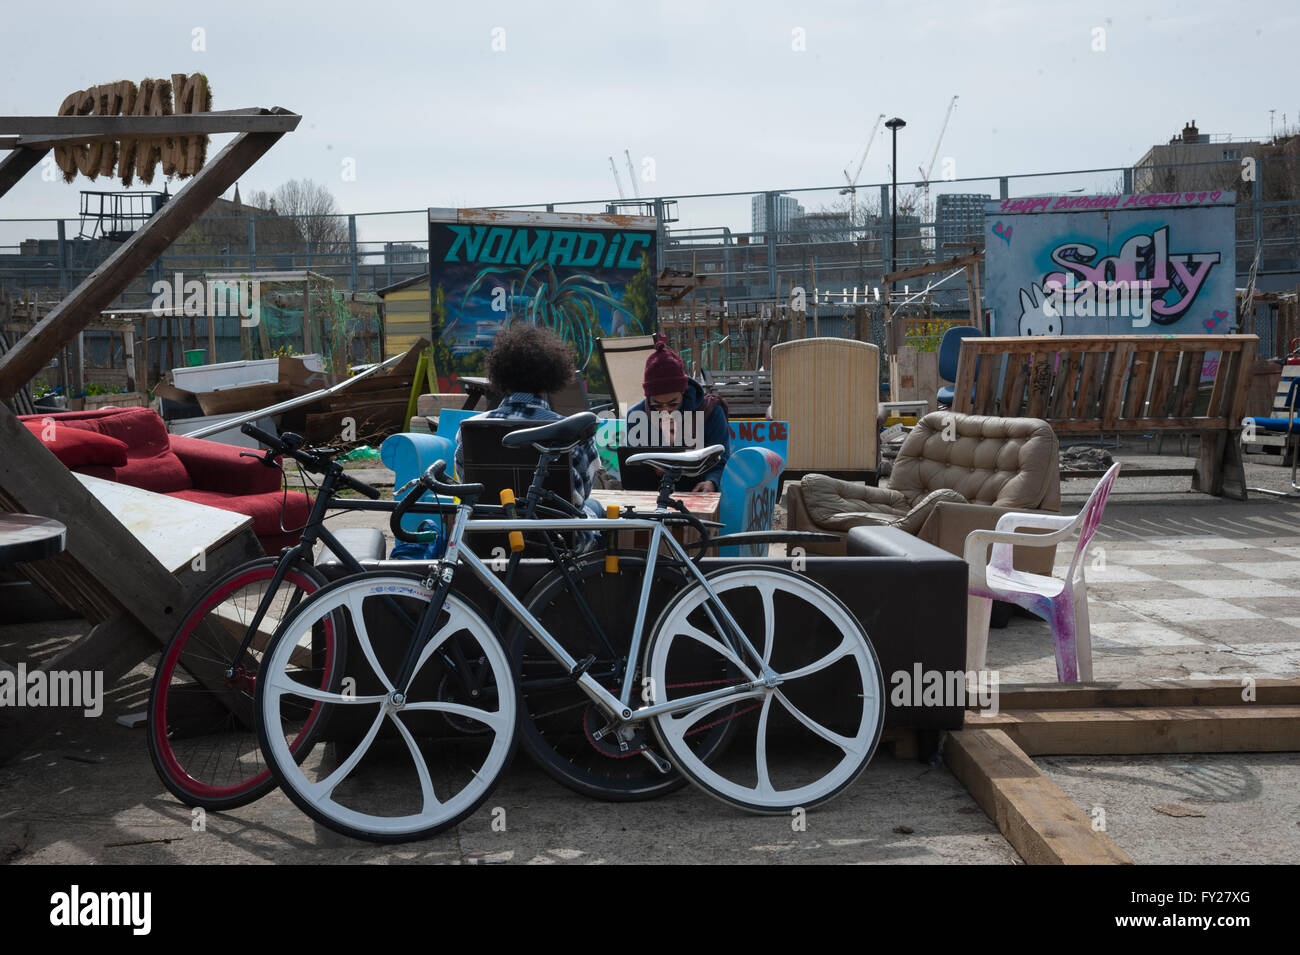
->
left=841, top=113, right=885, bottom=228
left=918, top=95, right=958, bottom=252
left=624, top=149, right=641, bottom=200
left=608, top=156, right=627, bottom=199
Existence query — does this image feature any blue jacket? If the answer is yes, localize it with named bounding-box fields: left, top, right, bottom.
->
left=627, top=378, right=730, bottom=487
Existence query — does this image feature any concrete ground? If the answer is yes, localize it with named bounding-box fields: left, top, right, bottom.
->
left=3, top=437, right=1299, bottom=864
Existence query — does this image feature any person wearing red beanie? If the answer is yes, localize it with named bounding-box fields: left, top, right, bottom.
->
left=627, top=334, right=730, bottom=492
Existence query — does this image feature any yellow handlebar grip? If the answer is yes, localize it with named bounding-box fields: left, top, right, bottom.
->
left=604, top=505, right=620, bottom=573
left=509, top=531, right=525, bottom=553
left=499, top=489, right=515, bottom=506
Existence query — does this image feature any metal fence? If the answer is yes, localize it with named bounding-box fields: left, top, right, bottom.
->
left=2, top=154, right=1298, bottom=315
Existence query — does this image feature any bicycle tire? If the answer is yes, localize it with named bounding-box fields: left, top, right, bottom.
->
left=147, top=557, right=343, bottom=811
left=643, top=565, right=884, bottom=815
left=256, top=571, right=517, bottom=843
left=507, top=552, right=740, bottom=801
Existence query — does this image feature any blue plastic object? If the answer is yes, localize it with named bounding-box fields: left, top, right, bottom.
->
left=937, top=325, right=984, bottom=384
left=717, top=446, right=785, bottom=557
left=379, top=432, right=456, bottom=538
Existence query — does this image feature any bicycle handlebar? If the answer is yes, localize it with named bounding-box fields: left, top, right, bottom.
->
left=390, top=460, right=486, bottom=543
left=240, top=422, right=380, bottom=499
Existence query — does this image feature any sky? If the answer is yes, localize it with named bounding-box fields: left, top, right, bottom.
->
left=3, top=0, right=1298, bottom=245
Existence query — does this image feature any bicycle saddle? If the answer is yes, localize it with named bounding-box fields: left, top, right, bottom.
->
left=500, top=412, right=599, bottom=450
left=626, top=444, right=726, bottom=478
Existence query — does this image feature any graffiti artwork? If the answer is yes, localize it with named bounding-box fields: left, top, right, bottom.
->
left=984, top=192, right=1236, bottom=338
left=427, top=209, right=657, bottom=383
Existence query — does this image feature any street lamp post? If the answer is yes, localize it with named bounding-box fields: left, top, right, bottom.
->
left=885, top=117, right=906, bottom=296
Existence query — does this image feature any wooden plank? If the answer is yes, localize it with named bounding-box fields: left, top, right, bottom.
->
left=1, top=108, right=300, bottom=137
left=1074, top=351, right=1101, bottom=418
left=944, top=728, right=1133, bottom=865
left=74, top=474, right=250, bottom=573
left=0, top=121, right=294, bottom=399
left=1026, top=353, right=1052, bottom=418
left=1100, top=342, right=1134, bottom=430
left=1000, top=353, right=1028, bottom=417
left=1205, top=349, right=1232, bottom=418
left=995, top=679, right=1300, bottom=710
left=0, top=146, right=48, bottom=200
left=965, top=705, right=1300, bottom=755
left=1193, top=428, right=1226, bottom=495
left=952, top=340, right=978, bottom=413
left=1147, top=349, right=1179, bottom=418
left=1123, top=349, right=1154, bottom=418
left=1062, top=466, right=1194, bottom=478
left=1048, top=350, right=1077, bottom=419
left=972, top=349, right=999, bottom=414
left=1176, top=351, right=1205, bottom=416
left=1228, top=336, right=1258, bottom=426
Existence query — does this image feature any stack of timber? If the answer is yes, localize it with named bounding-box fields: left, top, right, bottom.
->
left=296, top=338, right=431, bottom=445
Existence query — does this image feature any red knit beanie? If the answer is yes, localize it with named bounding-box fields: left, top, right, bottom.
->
left=642, top=334, right=688, bottom=395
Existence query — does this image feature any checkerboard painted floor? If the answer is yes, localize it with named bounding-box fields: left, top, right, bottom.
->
left=990, top=502, right=1300, bottom=683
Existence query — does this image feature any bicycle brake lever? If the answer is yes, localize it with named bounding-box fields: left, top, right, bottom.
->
left=239, top=450, right=278, bottom=467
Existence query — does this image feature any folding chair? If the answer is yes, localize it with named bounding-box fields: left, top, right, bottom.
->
left=595, top=334, right=657, bottom=418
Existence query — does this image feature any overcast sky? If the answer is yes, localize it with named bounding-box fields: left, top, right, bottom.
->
left=3, top=0, right=1297, bottom=245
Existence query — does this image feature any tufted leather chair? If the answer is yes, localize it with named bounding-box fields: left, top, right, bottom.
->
left=784, top=412, right=1060, bottom=571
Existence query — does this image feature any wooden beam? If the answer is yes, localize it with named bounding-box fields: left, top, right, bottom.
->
left=994, top=679, right=1300, bottom=710
left=945, top=728, right=1133, bottom=865
left=883, top=250, right=984, bottom=285
left=0, top=108, right=301, bottom=137
left=0, top=118, right=293, bottom=399
left=965, top=706, right=1300, bottom=756
left=0, top=146, right=48, bottom=201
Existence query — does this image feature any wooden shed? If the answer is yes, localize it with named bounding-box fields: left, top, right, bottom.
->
left=377, top=274, right=431, bottom=360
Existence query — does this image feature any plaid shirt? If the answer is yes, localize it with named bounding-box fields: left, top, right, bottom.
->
left=454, top=392, right=601, bottom=510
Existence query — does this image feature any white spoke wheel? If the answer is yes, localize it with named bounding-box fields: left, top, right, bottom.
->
left=644, top=567, right=884, bottom=814
left=255, top=572, right=517, bottom=843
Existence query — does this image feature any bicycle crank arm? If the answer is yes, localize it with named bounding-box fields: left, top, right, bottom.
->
left=640, top=747, right=673, bottom=775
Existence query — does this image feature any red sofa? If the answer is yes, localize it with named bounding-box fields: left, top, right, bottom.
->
left=20, top=407, right=311, bottom=554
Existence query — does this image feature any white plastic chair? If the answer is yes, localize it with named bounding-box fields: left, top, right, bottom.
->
left=964, top=462, right=1121, bottom=682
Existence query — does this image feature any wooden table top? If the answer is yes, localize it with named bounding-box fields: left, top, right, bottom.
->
left=594, top=490, right=719, bottom=519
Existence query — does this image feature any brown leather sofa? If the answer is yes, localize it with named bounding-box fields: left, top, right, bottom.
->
left=785, top=412, right=1061, bottom=573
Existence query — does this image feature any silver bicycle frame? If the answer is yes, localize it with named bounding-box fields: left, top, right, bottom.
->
left=439, top=504, right=775, bottom=725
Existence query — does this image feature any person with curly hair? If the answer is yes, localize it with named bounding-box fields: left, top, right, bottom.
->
left=454, top=323, right=603, bottom=526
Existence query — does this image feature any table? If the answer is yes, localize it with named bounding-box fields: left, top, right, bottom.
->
left=594, top=489, right=719, bottom=551
left=74, top=474, right=252, bottom=574
left=0, top=514, right=66, bottom=566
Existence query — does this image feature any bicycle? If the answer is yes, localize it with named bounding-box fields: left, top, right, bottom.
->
left=255, top=413, right=886, bottom=843
left=147, top=423, right=435, bottom=811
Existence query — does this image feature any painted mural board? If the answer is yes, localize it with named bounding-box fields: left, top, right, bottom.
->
left=984, top=191, right=1236, bottom=339
left=427, top=208, right=657, bottom=392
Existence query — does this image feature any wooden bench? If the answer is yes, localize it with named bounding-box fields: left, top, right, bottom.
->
left=952, top=334, right=1258, bottom=500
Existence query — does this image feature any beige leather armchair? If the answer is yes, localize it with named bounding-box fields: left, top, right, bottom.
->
left=785, top=412, right=1061, bottom=572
